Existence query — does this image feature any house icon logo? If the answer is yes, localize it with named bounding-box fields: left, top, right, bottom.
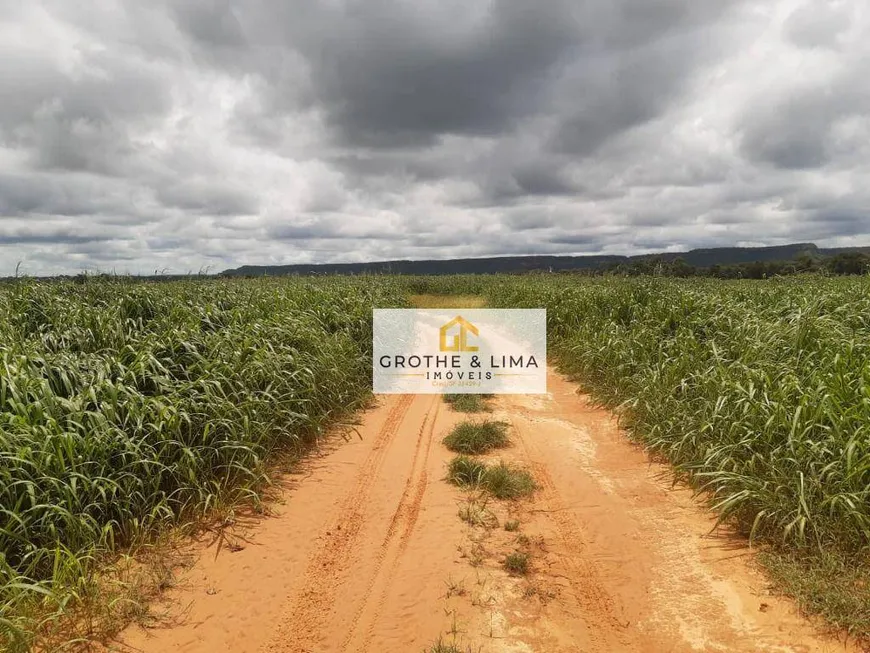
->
left=439, top=316, right=479, bottom=352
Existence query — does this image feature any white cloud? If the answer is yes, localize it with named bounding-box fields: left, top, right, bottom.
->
left=0, top=0, right=867, bottom=275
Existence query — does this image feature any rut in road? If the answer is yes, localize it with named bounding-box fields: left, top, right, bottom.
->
left=116, top=370, right=856, bottom=653
left=336, top=397, right=440, bottom=652
left=261, top=393, right=418, bottom=652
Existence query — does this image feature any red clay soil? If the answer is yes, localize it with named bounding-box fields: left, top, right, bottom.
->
left=115, top=368, right=857, bottom=653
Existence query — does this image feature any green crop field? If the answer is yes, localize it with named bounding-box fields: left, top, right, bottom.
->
left=0, top=277, right=407, bottom=650
left=489, top=276, right=870, bottom=550
left=1, top=274, right=869, bottom=649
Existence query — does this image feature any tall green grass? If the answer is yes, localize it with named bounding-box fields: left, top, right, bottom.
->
left=489, top=276, right=870, bottom=550
left=3, top=273, right=869, bottom=645
left=0, top=277, right=406, bottom=650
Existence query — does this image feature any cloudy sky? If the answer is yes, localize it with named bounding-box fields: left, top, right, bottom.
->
left=0, top=0, right=868, bottom=275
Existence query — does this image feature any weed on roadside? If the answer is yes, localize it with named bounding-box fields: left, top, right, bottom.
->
left=425, top=637, right=480, bottom=653
left=458, top=494, right=499, bottom=529
left=444, top=577, right=468, bottom=598
left=759, top=549, right=870, bottom=641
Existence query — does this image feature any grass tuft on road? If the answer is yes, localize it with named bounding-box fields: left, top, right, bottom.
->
left=425, top=638, right=478, bottom=653
left=483, top=463, right=537, bottom=499
left=503, top=551, right=530, bottom=576
left=443, top=420, right=509, bottom=454
left=447, top=456, right=536, bottom=500
left=447, top=456, right=488, bottom=486
left=442, top=394, right=493, bottom=413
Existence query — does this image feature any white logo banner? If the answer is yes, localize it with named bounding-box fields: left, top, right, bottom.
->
left=373, top=309, right=547, bottom=394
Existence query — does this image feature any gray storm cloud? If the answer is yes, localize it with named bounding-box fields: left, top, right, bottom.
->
left=0, top=0, right=867, bottom=274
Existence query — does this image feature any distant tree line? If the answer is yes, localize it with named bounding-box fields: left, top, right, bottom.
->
left=566, top=252, right=870, bottom=279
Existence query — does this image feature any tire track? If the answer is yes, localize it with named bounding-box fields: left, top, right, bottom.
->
left=339, top=396, right=441, bottom=652
left=510, top=414, right=632, bottom=650
left=261, top=394, right=416, bottom=653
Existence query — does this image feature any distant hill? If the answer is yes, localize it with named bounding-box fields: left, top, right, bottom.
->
left=223, top=242, right=869, bottom=277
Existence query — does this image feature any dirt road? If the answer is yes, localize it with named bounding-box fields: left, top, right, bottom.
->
left=117, top=369, right=854, bottom=653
